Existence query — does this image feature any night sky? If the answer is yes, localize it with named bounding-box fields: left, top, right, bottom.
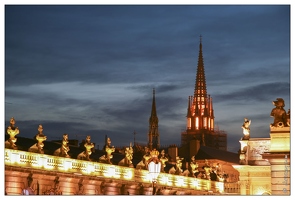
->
left=4, top=4, right=290, bottom=153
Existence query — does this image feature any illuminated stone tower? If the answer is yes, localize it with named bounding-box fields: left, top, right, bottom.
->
left=148, top=88, right=160, bottom=150
left=181, top=36, right=227, bottom=150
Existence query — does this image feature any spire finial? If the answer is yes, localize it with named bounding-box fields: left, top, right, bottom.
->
left=200, top=34, right=202, bottom=43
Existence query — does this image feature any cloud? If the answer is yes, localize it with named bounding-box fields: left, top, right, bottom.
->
left=213, top=82, right=290, bottom=104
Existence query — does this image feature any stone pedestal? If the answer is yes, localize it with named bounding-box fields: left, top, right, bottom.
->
left=239, top=140, right=248, bottom=165
left=262, top=126, right=290, bottom=195
left=269, top=127, right=290, bottom=152
left=262, top=153, right=290, bottom=195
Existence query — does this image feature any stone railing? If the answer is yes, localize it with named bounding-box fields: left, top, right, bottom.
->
left=224, top=182, right=240, bottom=194
left=5, top=148, right=224, bottom=194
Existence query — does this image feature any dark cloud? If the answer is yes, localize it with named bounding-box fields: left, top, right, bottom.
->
left=213, top=82, right=290, bottom=104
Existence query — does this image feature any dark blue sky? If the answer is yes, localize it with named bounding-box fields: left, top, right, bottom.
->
left=4, top=4, right=290, bottom=153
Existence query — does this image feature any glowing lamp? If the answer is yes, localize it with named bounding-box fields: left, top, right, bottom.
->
left=148, top=160, right=161, bottom=181
left=148, top=149, right=161, bottom=195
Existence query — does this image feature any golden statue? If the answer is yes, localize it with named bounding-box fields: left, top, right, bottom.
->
left=215, top=163, right=225, bottom=182
left=202, top=159, right=212, bottom=180
left=169, top=156, right=184, bottom=175
left=159, top=150, right=168, bottom=172
left=136, top=147, right=151, bottom=169
left=141, top=147, right=152, bottom=169
left=270, top=98, right=288, bottom=127
left=241, top=118, right=251, bottom=140
left=99, top=137, right=115, bottom=164
left=189, top=155, right=199, bottom=177
left=77, top=135, right=95, bottom=161
left=6, top=117, right=19, bottom=149
left=29, top=125, right=47, bottom=154
left=54, top=133, right=70, bottom=157
left=175, top=156, right=184, bottom=175
left=118, top=142, right=134, bottom=167
left=36, top=125, right=47, bottom=152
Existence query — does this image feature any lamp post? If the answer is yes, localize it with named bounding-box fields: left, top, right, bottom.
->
left=148, top=149, right=161, bottom=195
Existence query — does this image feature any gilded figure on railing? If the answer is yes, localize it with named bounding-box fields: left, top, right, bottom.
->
left=5, top=117, right=19, bottom=149
left=159, top=150, right=168, bottom=172
left=188, top=155, right=199, bottom=177
left=99, top=137, right=115, bottom=164
left=136, top=146, right=151, bottom=169
left=118, top=142, right=134, bottom=167
left=168, top=156, right=184, bottom=175
left=202, top=159, right=212, bottom=180
left=54, top=133, right=70, bottom=157
left=29, top=125, right=47, bottom=154
left=270, top=98, right=289, bottom=128
left=241, top=118, right=251, bottom=140
left=77, top=135, right=95, bottom=161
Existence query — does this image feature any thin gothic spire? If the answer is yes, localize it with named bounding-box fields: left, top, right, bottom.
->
left=194, top=34, right=207, bottom=100
left=148, top=88, right=160, bottom=150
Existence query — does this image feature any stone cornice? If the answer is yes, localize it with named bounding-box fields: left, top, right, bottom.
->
left=232, top=165, right=271, bottom=177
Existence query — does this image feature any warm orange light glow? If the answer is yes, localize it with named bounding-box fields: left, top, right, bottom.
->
left=123, top=168, right=133, bottom=180
left=141, top=170, right=151, bottom=183
left=10, top=152, right=19, bottom=164
left=104, top=165, right=116, bottom=177
left=175, top=176, right=187, bottom=187
left=195, top=117, right=199, bottom=129
left=255, top=188, right=268, bottom=195
left=86, top=163, right=95, bottom=174
left=63, top=160, right=72, bottom=171
left=215, top=181, right=224, bottom=193
left=203, top=117, right=207, bottom=128
left=206, top=180, right=211, bottom=190
left=159, top=173, right=172, bottom=186
left=187, top=118, right=191, bottom=129
left=5, top=148, right=224, bottom=192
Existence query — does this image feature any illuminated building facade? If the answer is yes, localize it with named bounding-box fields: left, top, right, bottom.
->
left=4, top=144, right=224, bottom=195
left=5, top=98, right=290, bottom=195
left=234, top=98, right=290, bottom=195
left=4, top=116, right=225, bottom=195
left=181, top=37, right=227, bottom=151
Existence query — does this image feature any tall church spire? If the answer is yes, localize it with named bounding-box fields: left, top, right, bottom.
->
left=148, top=88, right=160, bottom=150
left=181, top=36, right=219, bottom=147
left=194, top=35, right=207, bottom=101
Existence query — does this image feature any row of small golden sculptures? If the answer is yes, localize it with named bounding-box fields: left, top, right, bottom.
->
left=5, top=117, right=221, bottom=180
left=5, top=117, right=115, bottom=163
left=5, top=117, right=182, bottom=174
left=4, top=117, right=161, bottom=167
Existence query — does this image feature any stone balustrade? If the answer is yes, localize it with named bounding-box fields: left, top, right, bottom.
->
left=5, top=148, right=224, bottom=195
